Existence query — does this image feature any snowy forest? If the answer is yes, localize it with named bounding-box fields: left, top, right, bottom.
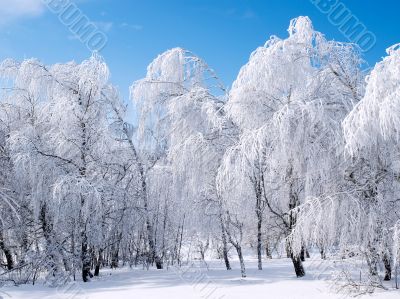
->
left=1, top=16, right=400, bottom=297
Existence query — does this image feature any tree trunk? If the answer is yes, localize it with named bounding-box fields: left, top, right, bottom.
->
left=300, top=246, right=305, bottom=262
left=144, top=201, right=163, bottom=269
left=236, top=246, right=246, bottom=278
left=383, top=254, right=392, bottom=281
left=287, top=163, right=305, bottom=277
left=218, top=210, right=231, bottom=270
left=160, top=200, right=168, bottom=264
left=94, top=249, right=103, bottom=276
left=0, top=230, right=13, bottom=270
left=225, top=212, right=245, bottom=277
left=319, top=243, right=326, bottom=259
left=265, top=239, right=272, bottom=259
left=291, top=253, right=305, bottom=278
left=111, top=234, right=121, bottom=269
left=39, top=204, right=60, bottom=280
left=286, top=244, right=291, bottom=258
left=62, top=250, right=71, bottom=273
left=320, top=248, right=326, bottom=260
left=366, top=243, right=378, bottom=277
left=254, top=178, right=263, bottom=270
left=177, top=215, right=185, bottom=267
left=81, top=230, right=92, bottom=282
left=256, top=211, right=263, bottom=270
left=79, top=112, right=92, bottom=282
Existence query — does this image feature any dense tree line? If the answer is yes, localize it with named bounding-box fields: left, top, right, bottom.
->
left=0, top=17, right=399, bottom=293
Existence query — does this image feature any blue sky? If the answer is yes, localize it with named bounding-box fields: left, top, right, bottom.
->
left=0, top=0, right=399, bottom=106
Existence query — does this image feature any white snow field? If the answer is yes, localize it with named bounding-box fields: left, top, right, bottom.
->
left=2, top=258, right=399, bottom=299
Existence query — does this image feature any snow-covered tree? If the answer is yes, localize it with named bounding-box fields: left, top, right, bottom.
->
left=0, top=15, right=398, bottom=296
left=130, top=48, right=234, bottom=271
left=0, top=55, right=140, bottom=283
left=340, top=43, right=400, bottom=281
left=223, top=16, right=363, bottom=277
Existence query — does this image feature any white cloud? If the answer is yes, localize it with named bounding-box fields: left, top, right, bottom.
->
left=120, top=22, right=143, bottom=31
left=67, top=34, right=79, bottom=41
left=0, top=0, right=45, bottom=24
left=93, top=21, right=113, bottom=32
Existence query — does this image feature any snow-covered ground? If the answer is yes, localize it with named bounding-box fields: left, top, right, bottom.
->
left=2, top=258, right=399, bottom=299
